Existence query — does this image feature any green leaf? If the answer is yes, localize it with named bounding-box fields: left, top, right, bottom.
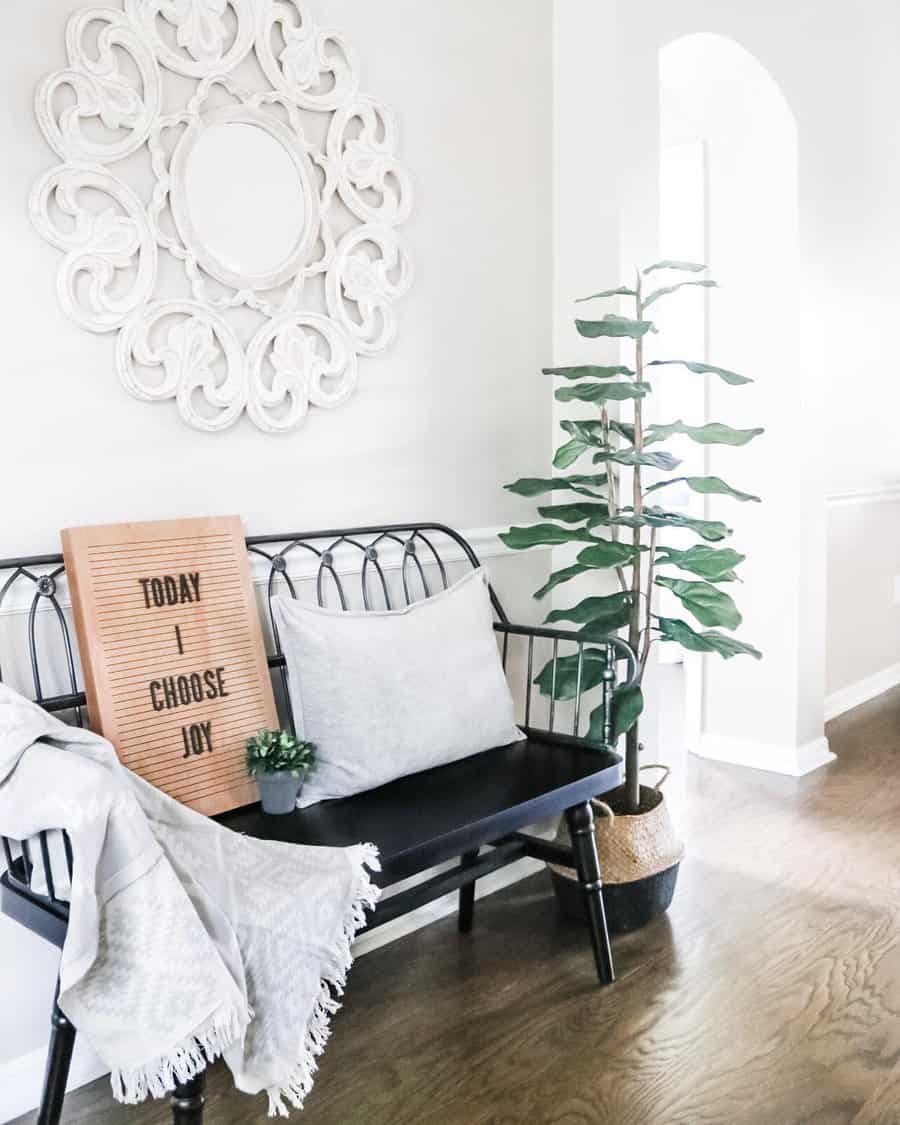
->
left=609, top=420, right=635, bottom=443
left=643, top=260, right=707, bottom=275
left=553, top=439, right=588, bottom=469
left=593, top=448, right=682, bottom=471
left=546, top=592, right=634, bottom=630
left=610, top=506, right=732, bottom=542
left=534, top=648, right=608, bottom=700
left=645, top=420, right=764, bottom=447
left=587, top=683, right=644, bottom=744
left=576, top=540, right=640, bottom=569
left=611, top=684, right=644, bottom=739
left=643, top=280, right=718, bottom=308
left=499, top=524, right=597, bottom=550
left=575, top=286, right=637, bottom=302
left=587, top=704, right=607, bottom=744
left=560, top=419, right=607, bottom=444
left=647, top=359, right=752, bottom=386
left=533, top=563, right=592, bottom=600
left=655, top=545, right=746, bottom=582
left=555, top=381, right=652, bottom=404
left=537, top=501, right=610, bottom=527
left=656, top=616, right=761, bottom=659
left=645, top=507, right=732, bottom=541
left=645, top=476, right=760, bottom=503
left=576, top=315, right=655, bottom=340
left=655, top=576, right=742, bottom=629
left=543, top=365, right=634, bottom=380
left=505, top=474, right=609, bottom=499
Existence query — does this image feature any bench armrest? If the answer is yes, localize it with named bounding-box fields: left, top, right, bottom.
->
left=493, top=619, right=638, bottom=747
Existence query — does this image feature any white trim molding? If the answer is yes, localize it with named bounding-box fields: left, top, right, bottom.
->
left=827, top=485, right=900, bottom=508
left=825, top=662, right=900, bottom=722
left=691, top=733, right=835, bottom=777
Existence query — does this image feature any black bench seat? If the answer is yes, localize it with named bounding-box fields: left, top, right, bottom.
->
left=221, top=735, right=621, bottom=885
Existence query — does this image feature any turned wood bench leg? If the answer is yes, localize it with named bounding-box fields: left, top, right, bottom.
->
left=36, top=988, right=76, bottom=1125
left=171, top=1071, right=206, bottom=1124
left=458, top=848, right=480, bottom=933
left=565, top=801, right=615, bottom=985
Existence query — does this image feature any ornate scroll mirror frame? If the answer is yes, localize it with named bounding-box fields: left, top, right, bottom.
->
left=30, top=1, right=413, bottom=433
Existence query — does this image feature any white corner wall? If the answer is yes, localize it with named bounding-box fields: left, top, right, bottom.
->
left=582, top=0, right=900, bottom=768
left=0, top=1, right=555, bottom=1114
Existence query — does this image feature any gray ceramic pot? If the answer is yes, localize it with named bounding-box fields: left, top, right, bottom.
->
left=256, top=771, right=304, bottom=815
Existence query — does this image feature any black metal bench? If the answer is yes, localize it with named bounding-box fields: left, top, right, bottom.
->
left=0, top=523, right=634, bottom=1125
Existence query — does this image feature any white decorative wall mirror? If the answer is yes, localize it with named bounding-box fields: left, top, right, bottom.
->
left=30, top=1, right=413, bottom=433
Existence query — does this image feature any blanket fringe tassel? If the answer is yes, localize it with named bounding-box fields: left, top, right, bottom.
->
left=110, top=843, right=379, bottom=1117
left=111, top=1000, right=251, bottom=1104
left=267, top=842, right=381, bottom=1118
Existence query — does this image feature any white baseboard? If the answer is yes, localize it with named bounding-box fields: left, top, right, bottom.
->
left=691, top=733, right=835, bottom=776
left=824, top=662, right=900, bottom=722
left=0, top=1037, right=107, bottom=1124
left=0, top=854, right=545, bottom=1123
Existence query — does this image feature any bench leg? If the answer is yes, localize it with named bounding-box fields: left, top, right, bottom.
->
left=458, top=848, right=479, bottom=933
left=171, top=1071, right=206, bottom=1124
left=565, top=802, right=615, bottom=985
left=36, top=990, right=76, bottom=1125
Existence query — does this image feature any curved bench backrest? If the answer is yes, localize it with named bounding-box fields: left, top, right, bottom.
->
left=0, top=523, right=503, bottom=731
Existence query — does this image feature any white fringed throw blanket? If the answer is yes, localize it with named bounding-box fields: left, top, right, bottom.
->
left=0, top=684, right=379, bottom=1116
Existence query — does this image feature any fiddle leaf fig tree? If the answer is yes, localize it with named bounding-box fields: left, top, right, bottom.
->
left=501, top=262, right=762, bottom=814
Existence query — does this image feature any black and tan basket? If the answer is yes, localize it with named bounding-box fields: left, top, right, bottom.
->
left=550, top=765, right=684, bottom=933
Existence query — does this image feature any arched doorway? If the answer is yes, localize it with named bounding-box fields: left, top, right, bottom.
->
left=654, top=35, right=821, bottom=770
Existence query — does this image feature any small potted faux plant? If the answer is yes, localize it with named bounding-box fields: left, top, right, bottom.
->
left=246, top=729, right=316, bottom=815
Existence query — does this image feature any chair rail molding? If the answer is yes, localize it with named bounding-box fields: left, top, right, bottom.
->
left=29, top=0, right=413, bottom=434
left=826, top=484, right=900, bottom=507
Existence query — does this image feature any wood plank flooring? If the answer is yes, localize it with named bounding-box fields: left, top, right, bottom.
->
left=13, top=686, right=900, bottom=1124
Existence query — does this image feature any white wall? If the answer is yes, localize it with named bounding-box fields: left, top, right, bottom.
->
left=3, top=0, right=553, bottom=556
left=826, top=491, right=900, bottom=709
left=0, top=0, right=554, bottom=1111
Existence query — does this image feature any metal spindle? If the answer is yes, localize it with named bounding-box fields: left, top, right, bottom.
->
left=27, top=595, right=44, bottom=702
left=63, top=833, right=74, bottom=879
left=20, top=838, right=34, bottom=885
left=548, top=639, right=558, bottom=732
left=524, top=635, right=534, bottom=728
left=602, top=641, right=616, bottom=743
left=572, top=642, right=585, bottom=737
left=1, top=836, right=14, bottom=873
left=38, top=831, right=56, bottom=902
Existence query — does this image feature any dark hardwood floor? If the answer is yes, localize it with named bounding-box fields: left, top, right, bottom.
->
left=13, top=686, right=900, bottom=1124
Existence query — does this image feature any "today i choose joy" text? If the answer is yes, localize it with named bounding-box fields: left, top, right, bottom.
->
left=138, top=570, right=229, bottom=759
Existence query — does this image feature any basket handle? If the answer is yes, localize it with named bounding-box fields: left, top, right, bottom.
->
left=640, top=763, right=672, bottom=790
left=590, top=799, right=615, bottom=824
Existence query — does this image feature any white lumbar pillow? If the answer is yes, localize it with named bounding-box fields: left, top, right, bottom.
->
left=272, top=567, right=523, bottom=806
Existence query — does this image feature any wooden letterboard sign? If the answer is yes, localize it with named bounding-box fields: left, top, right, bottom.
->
left=62, top=516, right=278, bottom=815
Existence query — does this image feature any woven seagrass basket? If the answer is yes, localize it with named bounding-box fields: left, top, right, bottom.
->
left=550, top=765, right=684, bottom=933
